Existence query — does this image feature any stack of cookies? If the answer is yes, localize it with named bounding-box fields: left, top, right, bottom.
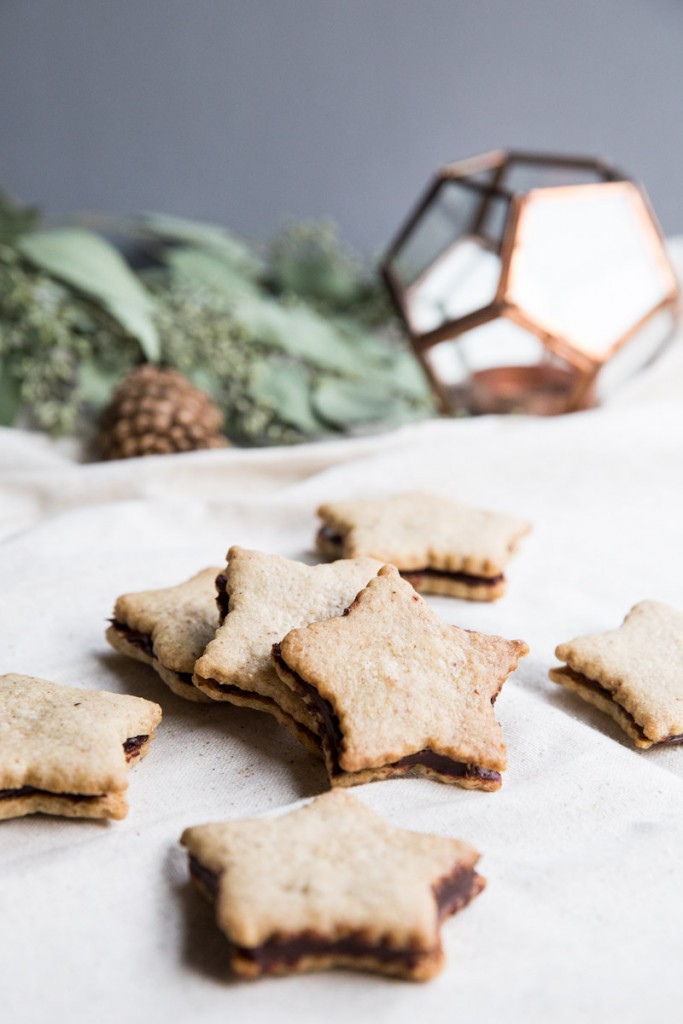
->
left=5, top=488, right=681, bottom=982
left=107, top=491, right=532, bottom=792
left=101, top=490, right=533, bottom=979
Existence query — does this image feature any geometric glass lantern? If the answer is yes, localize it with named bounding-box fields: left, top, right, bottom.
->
left=381, top=151, right=679, bottom=415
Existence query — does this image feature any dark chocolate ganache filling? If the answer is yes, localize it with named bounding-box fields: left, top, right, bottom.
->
left=110, top=621, right=195, bottom=686
left=0, top=786, right=100, bottom=802
left=1, top=735, right=150, bottom=800
left=316, top=529, right=503, bottom=588
left=215, top=573, right=230, bottom=624
left=272, top=645, right=501, bottom=785
left=317, top=525, right=344, bottom=549
left=188, top=856, right=480, bottom=972
left=110, top=619, right=154, bottom=659
left=123, top=734, right=149, bottom=761
left=434, top=865, right=483, bottom=919
left=401, top=568, right=504, bottom=588
left=561, top=667, right=683, bottom=745
left=189, top=855, right=220, bottom=899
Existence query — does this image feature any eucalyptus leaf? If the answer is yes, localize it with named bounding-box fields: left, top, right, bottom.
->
left=329, top=317, right=433, bottom=400
left=268, top=220, right=362, bottom=309
left=138, top=212, right=263, bottom=278
left=187, top=366, right=221, bottom=402
left=165, top=247, right=259, bottom=299
left=19, top=229, right=160, bottom=361
left=272, top=244, right=358, bottom=308
left=233, top=295, right=369, bottom=375
left=0, top=363, right=22, bottom=426
left=312, top=378, right=403, bottom=428
left=249, top=359, right=327, bottom=434
left=373, top=348, right=434, bottom=401
left=77, top=358, right=127, bottom=408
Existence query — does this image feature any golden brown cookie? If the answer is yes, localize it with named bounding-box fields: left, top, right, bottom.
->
left=0, top=673, right=162, bottom=820
left=106, top=567, right=222, bottom=702
left=550, top=600, right=683, bottom=748
left=193, top=547, right=383, bottom=753
left=316, top=491, right=531, bottom=600
left=273, top=566, right=528, bottom=790
left=181, top=789, right=485, bottom=980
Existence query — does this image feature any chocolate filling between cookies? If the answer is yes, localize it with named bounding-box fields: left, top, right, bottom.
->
left=559, top=667, right=683, bottom=746
left=123, top=734, right=149, bottom=761
left=0, top=786, right=101, bottom=802
left=272, top=644, right=501, bottom=786
left=215, top=573, right=230, bottom=623
left=189, top=855, right=481, bottom=972
left=109, top=620, right=195, bottom=687
left=316, top=528, right=503, bottom=589
left=0, top=735, right=149, bottom=801
left=197, top=677, right=320, bottom=747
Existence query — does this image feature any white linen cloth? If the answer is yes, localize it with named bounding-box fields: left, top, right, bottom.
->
left=2, top=279, right=683, bottom=1023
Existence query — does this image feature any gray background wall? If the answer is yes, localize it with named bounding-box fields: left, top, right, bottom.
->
left=1, top=0, right=682, bottom=253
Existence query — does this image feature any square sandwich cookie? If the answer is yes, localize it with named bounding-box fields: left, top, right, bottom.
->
left=550, top=600, right=683, bottom=748
left=0, top=673, right=162, bottom=820
left=107, top=567, right=222, bottom=702
left=193, top=547, right=383, bottom=753
left=181, top=789, right=485, bottom=981
left=273, top=566, right=528, bottom=790
left=316, top=491, right=531, bottom=600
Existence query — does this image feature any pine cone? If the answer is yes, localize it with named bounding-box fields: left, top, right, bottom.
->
left=99, top=365, right=229, bottom=459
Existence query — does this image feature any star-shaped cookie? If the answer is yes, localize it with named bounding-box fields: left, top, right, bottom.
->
left=550, top=600, right=683, bottom=748
left=0, top=673, right=162, bottom=820
left=193, top=547, right=383, bottom=752
left=106, top=567, right=222, bottom=702
left=181, top=789, right=485, bottom=980
left=316, top=491, right=531, bottom=600
left=273, top=566, right=528, bottom=790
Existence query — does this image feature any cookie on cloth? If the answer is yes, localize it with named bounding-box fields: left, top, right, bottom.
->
left=181, top=788, right=485, bottom=980
left=316, top=491, right=531, bottom=601
left=0, top=673, right=162, bottom=820
left=193, top=547, right=383, bottom=753
left=273, top=566, right=528, bottom=790
left=106, top=567, right=222, bottom=702
left=550, top=600, right=683, bottom=749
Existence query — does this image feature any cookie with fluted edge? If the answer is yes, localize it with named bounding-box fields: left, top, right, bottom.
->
left=273, top=565, right=528, bottom=790
left=0, top=673, right=162, bottom=820
left=181, top=788, right=485, bottom=980
left=550, top=600, right=683, bottom=748
left=316, top=491, right=531, bottom=600
left=106, top=567, right=222, bottom=702
left=193, top=547, right=383, bottom=753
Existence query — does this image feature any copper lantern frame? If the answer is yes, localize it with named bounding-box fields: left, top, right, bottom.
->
left=381, top=150, right=679, bottom=415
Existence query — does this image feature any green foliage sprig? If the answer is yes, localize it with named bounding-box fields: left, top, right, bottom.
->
left=0, top=193, right=434, bottom=446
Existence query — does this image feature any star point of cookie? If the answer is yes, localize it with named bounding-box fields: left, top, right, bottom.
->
left=316, top=491, right=531, bottom=600
left=0, top=673, right=162, bottom=820
left=106, top=567, right=222, bottom=701
left=181, top=789, right=485, bottom=980
left=273, top=566, right=529, bottom=789
left=550, top=600, right=683, bottom=748
left=193, top=547, right=383, bottom=752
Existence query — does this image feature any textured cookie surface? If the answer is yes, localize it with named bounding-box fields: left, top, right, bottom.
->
left=316, top=491, right=531, bottom=579
left=274, top=566, right=528, bottom=789
left=107, top=567, right=221, bottom=701
left=0, top=673, right=162, bottom=820
left=181, top=788, right=485, bottom=980
left=550, top=600, right=683, bottom=748
left=193, top=547, right=383, bottom=741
